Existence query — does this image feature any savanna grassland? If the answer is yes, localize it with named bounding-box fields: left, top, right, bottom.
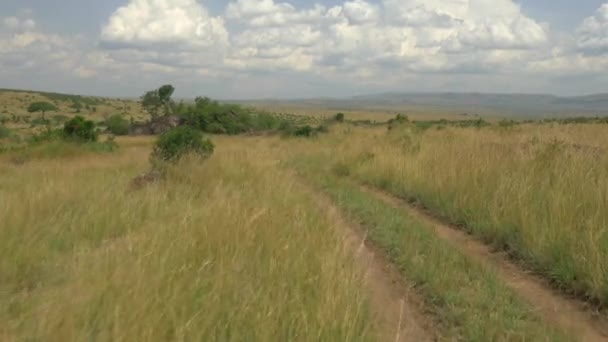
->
left=2, top=92, right=608, bottom=341
left=0, top=137, right=373, bottom=341
left=326, top=123, right=608, bottom=303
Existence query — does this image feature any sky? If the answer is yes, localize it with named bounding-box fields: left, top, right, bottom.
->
left=0, top=0, right=607, bottom=99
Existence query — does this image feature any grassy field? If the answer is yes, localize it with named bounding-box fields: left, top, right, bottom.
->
left=2, top=112, right=607, bottom=340
left=318, top=123, right=608, bottom=305
left=291, top=153, right=570, bottom=341
left=0, top=89, right=145, bottom=122
left=0, top=137, right=374, bottom=341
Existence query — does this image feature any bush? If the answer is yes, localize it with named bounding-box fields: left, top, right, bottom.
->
left=105, top=114, right=131, bottom=135
left=206, top=122, right=227, bottom=134
left=151, top=127, right=214, bottom=162
left=30, top=128, right=64, bottom=143
left=388, top=114, right=410, bottom=130
left=63, top=116, right=98, bottom=142
left=335, top=113, right=345, bottom=122
left=293, top=125, right=315, bottom=137
left=0, top=125, right=11, bottom=139
left=180, top=96, right=287, bottom=135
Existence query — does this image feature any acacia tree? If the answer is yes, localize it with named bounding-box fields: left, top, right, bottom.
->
left=141, top=84, right=175, bottom=119
left=27, top=101, right=58, bottom=120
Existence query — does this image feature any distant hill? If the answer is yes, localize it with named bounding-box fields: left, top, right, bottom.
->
left=237, top=93, right=608, bottom=118
left=0, top=88, right=146, bottom=122
left=2, top=88, right=607, bottom=120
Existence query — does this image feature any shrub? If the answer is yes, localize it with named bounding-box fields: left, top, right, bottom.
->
left=335, top=113, right=345, bottom=122
left=388, top=114, right=410, bottom=130
left=0, top=125, right=11, bottom=139
left=30, top=128, right=64, bottom=143
left=64, top=116, right=98, bottom=142
left=180, top=96, right=287, bottom=135
left=206, top=122, right=227, bottom=134
left=151, top=127, right=214, bottom=162
left=251, top=112, right=283, bottom=131
left=105, top=114, right=131, bottom=135
left=293, top=125, right=315, bottom=137
left=499, top=119, right=517, bottom=128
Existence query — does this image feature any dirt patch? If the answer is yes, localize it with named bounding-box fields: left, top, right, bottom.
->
left=361, top=185, right=608, bottom=341
left=313, top=190, right=438, bottom=342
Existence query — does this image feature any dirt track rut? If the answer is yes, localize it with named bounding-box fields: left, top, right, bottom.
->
left=317, top=191, right=438, bottom=342
left=361, top=184, right=608, bottom=342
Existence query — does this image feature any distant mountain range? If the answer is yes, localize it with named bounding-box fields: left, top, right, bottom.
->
left=239, top=93, right=608, bottom=118
left=3, top=87, right=607, bottom=118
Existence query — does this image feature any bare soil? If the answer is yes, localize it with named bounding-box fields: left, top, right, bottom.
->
left=315, top=189, right=439, bottom=341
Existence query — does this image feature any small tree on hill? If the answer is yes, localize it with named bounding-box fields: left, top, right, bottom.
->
left=141, top=84, right=175, bottom=119
left=27, top=101, right=58, bottom=120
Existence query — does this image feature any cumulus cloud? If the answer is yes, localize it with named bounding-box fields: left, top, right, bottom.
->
left=101, top=0, right=228, bottom=51
left=226, top=0, right=330, bottom=27
left=0, top=14, right=111, bottom=80
left=342, top=0, right=380, bottom=25
left=577, top=3, right=608, bottom=53
left=4, top=0, right=608, bottom=97
left=2, top=16, right=36, bottom=31
left=220, top=0, right=549, bottom=76
left=384, top=0, right=547, bottom=51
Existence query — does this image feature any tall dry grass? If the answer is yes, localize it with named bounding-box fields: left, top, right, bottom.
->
left=0, top=138, right=372, bottom=341
left=325, top=124, right=608, bottom=304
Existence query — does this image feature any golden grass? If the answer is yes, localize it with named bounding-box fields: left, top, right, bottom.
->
left=0, top=138, right=372, bottom=341
left=248, top=104, right=474, bottom=123
left=321, top=123, right=608, bottom=304
left=0, top=90, right=146, bottom=121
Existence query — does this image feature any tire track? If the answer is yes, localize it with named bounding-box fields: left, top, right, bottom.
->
left=310, top=186, right=439, bottom=342
left=360, top=184, right=608, bottom=342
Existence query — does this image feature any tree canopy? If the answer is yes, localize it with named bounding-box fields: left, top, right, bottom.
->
left=27, top=101, right=58, bottom=117
left=141, top=84, right=175, bottom=119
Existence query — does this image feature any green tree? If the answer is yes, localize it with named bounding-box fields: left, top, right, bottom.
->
left=27, top=101, right=58, bottom=120
left=335, top=113, right=345, bottom=122
left=141, top=84, right=175, bottom=119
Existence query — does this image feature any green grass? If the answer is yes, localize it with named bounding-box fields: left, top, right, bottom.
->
left=294, top=162, right=571, bottom=341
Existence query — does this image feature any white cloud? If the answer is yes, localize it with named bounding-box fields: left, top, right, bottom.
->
left=342, top=0, right=380, bottom=25
left=2, top=16, right=36, bottom=31
left=3, top=1, right=608, bottom=98
left=101, top=0, right=228, bottom=51
left=577, top=3, right=608, bottom=53
left=226, top=0, right=330, bottom=27
left=92, top=0, right=552, bottom=77
left=384, top=0, right=547, bottom=51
